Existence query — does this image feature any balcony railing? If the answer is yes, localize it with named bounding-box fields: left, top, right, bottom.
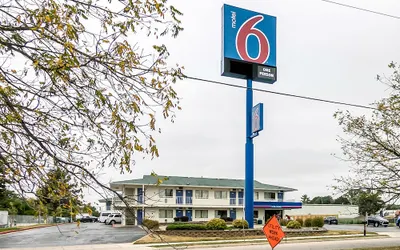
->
left=238, top=198, right=244, bottom=205
left=176, top=196, right=183, bottom=204
left=186, top=197, right=193, bottom=205
left=230, top=198, right=236, bottom=205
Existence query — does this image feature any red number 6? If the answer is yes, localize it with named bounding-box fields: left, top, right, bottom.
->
left=236, top=15, right=270, bottom=64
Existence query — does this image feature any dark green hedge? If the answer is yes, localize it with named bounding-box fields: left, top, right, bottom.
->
left=166, top=223, right=207, bottom=230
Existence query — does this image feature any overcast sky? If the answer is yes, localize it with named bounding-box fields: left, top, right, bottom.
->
left=88, top=0, right=400, bottom=203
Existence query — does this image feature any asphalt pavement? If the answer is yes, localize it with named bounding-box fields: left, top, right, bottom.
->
left=0, top=222, right=146, bottom=248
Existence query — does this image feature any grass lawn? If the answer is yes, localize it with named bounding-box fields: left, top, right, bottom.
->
left=0, top=227, right=19, bottom=232
left=0, top=224, right=56, bottom=233
left=134, top=230, right=377, bottom=244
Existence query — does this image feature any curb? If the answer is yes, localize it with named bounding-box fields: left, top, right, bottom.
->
left=0, top=223, right=70, bottom=235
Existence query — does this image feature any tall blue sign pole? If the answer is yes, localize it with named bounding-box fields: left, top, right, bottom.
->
left=221, top=4, right=277, bottom=229
left=245, top=78, right=254, bottom=228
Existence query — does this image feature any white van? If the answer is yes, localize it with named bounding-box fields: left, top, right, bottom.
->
left=98, top=212, right=112, bottom=223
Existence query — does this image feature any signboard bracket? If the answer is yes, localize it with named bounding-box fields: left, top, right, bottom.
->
left=250, top=132, right=259, bottom=139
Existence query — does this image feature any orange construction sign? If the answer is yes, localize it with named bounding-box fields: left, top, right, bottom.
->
left=263, top=215, right=285, bottom=249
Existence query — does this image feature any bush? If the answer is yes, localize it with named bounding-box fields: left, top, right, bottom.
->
left=295, top=218, right=304, bottom=226
left=280, top=219, right=288, bottom=226
left=311, top=217, right=324, bottom=227
left=173, top=216, right=189, bottom=222
left=286, top=220, right=302, bottom=229
left=304, top=218, right=312, bottom=227
left=206, top=218, right=227, bottom=230
left=166, top=223, right=207, bottom=230
left=142, top=219, right=159, bottom=230
left=232, top=219, right=249, bottom=229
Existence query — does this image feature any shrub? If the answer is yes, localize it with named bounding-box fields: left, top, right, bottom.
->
left=232, top=219, right=249, bottom=229
left=286, top=220, right=302, bottom=229
left=304, top=218, right=312, bottom=227
left=206, top=218, right=227, bottom=230
left=173, top=216, right=189, bottom=222
left=295, top=218, right=304, bottom=226
left=142, top=219, right=159, bottom=230
left=280, top=219, right=288, bottom=226
left=311, top=217, right=324, bottom=227
left=166, top=224, right=207, bottom=230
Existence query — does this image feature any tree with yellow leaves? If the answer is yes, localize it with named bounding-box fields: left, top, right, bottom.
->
left=0, top=0, right=184, bottom=209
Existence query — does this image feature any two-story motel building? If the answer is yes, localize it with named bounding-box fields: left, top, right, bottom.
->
left=108, top=175, right=302, bottom=225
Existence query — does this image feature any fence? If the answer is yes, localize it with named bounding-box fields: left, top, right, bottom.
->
left=6, top=215, right=71, bottom=227
left=289, top=214, right=337, bottom=221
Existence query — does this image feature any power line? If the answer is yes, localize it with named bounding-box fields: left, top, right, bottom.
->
left=186, top=76, right=377, bottom=110
left=321, top=0, right=400, bottom=20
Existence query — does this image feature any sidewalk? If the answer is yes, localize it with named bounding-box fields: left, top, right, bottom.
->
left=0, top=243, right=151, bottom=250
left=0, top=234, right=385, bottom=250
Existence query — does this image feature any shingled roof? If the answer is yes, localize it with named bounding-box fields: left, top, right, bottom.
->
left=111, top=175, right=296, bottom=192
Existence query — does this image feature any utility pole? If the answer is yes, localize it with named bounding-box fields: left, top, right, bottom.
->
left=364, top=212, right=367, bottom=236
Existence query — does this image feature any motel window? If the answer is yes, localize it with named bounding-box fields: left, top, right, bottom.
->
left=159, top=189, right=173, bottom=198
left=159, top=209, right=173, bottom=218
left=255, top=192, right=259, bottom=200
left=195, top=190, right=209, bottom=199
left=264, top=192, right=276, bottom=200
left=214, top=191, right=227, bottom=199
left=195, top=210, right=208, bottom=218
left=254, top=211, right=259, bottom=218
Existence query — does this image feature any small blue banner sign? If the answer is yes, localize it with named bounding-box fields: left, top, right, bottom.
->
left=252, top=103, right=264, bottom=135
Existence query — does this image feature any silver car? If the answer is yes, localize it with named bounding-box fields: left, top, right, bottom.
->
left=105, top=213, right=122, bottom=225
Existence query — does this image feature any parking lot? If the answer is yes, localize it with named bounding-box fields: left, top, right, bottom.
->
left=0, top=222, right=146, bottom=248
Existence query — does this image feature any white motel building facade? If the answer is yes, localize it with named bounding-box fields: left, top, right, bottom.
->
left=104, top=175, right=302, bottom=225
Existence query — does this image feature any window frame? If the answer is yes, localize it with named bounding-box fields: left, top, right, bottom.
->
left=159, top=209, right=173, bottom=218
left=195, top=190, right=209, bottom=199
left=214, top=191, right=228, bottom=199
left=264, top=192, right=276, bottom=200
left=195, top=210, right=208, bottom=218
left=159, top=189, right=174, bottom=198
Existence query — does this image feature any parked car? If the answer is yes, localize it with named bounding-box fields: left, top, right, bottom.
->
left=98, top=212, right=112, bottom=223
left=55, top=217, right=71, bottom=223
left=367, top=216, right=389, bottom=227
left=105, top=213, right=122, bottom=225
left=80, top=216, right=97, bottom=223
left=324, top=216, right=338, bottom=225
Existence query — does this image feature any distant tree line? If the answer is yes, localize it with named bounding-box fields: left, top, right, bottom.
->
left=300, top=190, right=388, bottom=216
